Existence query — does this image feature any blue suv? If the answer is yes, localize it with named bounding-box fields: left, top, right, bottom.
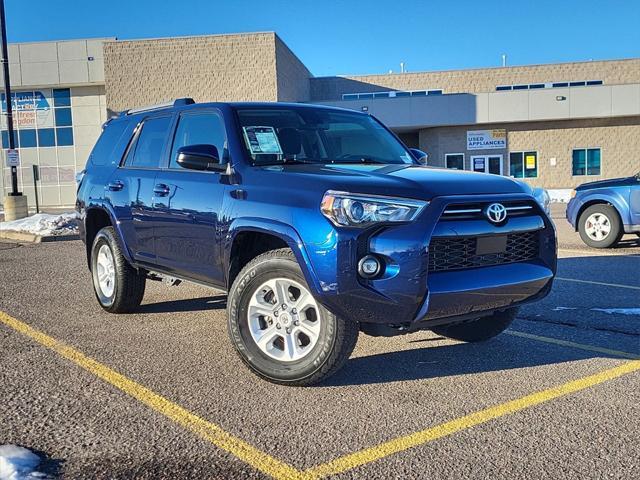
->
left=77, top=99, right=557, bottom=386
left=566, top=172, right=640, bottom=248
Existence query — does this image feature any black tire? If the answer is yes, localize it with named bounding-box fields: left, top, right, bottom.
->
left=90, top=226, right=146, bottom=313
left=430, top=307, right=518, bottom=343
left=227, top=248, right=359, bottom=386
left=578, top=204, right=623, bottom=249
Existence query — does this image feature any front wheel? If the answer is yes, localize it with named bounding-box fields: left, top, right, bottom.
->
left=430, top=307, right=518, bottom=343
left=227, top=248, right=359, bottom=386
left=91, top=226, right=146, bottom=313
left=578, top=204, right=622, bottom=248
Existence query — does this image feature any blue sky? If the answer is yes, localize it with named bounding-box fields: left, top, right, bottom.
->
left=7, top=0, right=640, bottom=76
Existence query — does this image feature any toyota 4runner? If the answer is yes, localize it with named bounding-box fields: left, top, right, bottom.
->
left=77, top=99, right=557, bottom=386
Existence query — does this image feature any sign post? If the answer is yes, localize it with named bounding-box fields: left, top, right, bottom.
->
left=32, top=164, right=40, bottom=213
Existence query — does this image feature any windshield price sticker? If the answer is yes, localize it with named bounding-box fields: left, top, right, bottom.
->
left=243, top=126, right=283, bottom=155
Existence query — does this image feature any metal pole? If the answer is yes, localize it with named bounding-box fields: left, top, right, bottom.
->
left=32, top=164, right=39, bottom=213
left=0, top=0, right=19, bottom=196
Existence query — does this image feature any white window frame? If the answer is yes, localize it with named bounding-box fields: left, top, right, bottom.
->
left=508, top=150, right=538, bottom=179
left=572, top=147, right=602, bottom=177
left=445, top=153, right=465, bottom=170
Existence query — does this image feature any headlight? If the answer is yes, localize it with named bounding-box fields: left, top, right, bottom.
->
left=321, top=191, right=427, bottom=227
left=532, top=187, right=551, bottom=215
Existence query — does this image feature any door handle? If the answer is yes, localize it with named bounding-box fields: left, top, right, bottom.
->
left=106, top=180, right=124, bottom=191
left=153, top=183, right=171, bottom=196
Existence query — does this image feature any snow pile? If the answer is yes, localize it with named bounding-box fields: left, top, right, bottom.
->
left=547, top=189, right=573, bottom=203
left=0, top=212, right=78, bottom=237
left=0, top=445, right=45, bottom=480
left=592, top=308, right=640, bottom=316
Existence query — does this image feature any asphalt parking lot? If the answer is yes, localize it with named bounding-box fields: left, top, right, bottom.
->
left=1, top=206, right=639, bottom=479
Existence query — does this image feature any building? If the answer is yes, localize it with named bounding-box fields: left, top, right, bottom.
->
left=2, top=32, right=639, bottom=208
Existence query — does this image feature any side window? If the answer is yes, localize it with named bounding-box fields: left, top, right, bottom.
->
left=90, top=121, right=127, bottom=166
left=169, top=112, right=227, bottom=169
left=125, top=116, right=172, bottom=168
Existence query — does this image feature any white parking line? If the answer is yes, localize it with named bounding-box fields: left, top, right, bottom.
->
left=558, top=248, right=640, bottom=258
left=556, top=277, right=640, bottom=290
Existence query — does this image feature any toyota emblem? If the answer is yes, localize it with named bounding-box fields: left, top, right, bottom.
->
left=485, top=203, right=507, bottom=224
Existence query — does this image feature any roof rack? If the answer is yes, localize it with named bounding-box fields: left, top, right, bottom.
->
left=125, top=97, right=195, bottom=115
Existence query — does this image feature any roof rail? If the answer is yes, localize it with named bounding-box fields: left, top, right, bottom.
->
left=125, top=97, right=195, bottom=115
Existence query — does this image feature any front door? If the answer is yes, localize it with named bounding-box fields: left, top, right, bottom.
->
left=151, top=110, right=229, bottom=286
left=471, top=155, right=503, bottom=175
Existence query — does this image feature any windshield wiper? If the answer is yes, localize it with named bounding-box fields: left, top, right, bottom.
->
left=330, top=157, right=387, bottom=165
left=257, top=159, right=318, bottom=166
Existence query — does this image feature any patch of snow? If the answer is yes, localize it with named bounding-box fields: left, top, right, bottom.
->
left=592, top=308, right=640, bottom=316
left=0, top=212, right=78, bottom=236
left=553, top=306, right=577, bottom=311
left=0, top=445, right=45, bottom=480
left=547, top=189, right=573, bottom=204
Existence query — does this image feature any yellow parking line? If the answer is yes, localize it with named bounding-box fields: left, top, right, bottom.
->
left=303, top=359, right=640, bottom=478
left=505, top=330, right=640, bottom=360
left=0, top=311, right=305, bottom=480
left=555, top=277, right=640, bottom=290
left=3, top=309, right=640, bottom=480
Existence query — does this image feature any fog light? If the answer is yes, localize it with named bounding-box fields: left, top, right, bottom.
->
left=358, top=255, right=381, bottom=279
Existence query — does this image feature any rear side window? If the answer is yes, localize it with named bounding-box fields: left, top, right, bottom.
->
left=89, top=121, right=128, bottom=166
left=125, top=116, right=172, bottom=168
left=169, top=112, right=227, bottom=169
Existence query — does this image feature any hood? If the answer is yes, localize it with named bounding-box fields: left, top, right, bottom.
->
left=576, top=175, right=639, bottom=191
left=262, top=163, right=529, bottom=200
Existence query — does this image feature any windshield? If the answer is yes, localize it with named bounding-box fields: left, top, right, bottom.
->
left=235, top=107, right=415, bottom=166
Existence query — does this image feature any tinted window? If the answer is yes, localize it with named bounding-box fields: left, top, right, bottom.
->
left=574, top=148, right=601, bottom=176
left=19, top=129, right=37, bottom=148
left=56, top=127, right=74, bottom=146
left=445, top=154, right=464, bottom=170
left=90, top=121, right=127, bottom=165
left=38, top=128, right=55, bottom=147
left=53, top=88, right=71, bottom=107
left=169, top=112, right=227, bottom=169
left=126, top=116, right=172, bottom=168
left=54, top=108, right=72, bottom=126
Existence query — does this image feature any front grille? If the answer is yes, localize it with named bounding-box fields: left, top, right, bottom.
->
left=440, top=201, right=536, bottom=220
left=428, top=231, right=539, bottom=272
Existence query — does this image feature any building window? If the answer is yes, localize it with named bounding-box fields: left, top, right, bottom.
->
left=572, top=148, right=601, bottom=176
left=37, top=128, right=55, bottom=147
left=445, top=153, right=464, bottom=170
left=53, top=88, right=71, bottom=107
left=19, top=129, right=37, bottom=148
left=509, top=151, right=538, bottom=178
left=56, top=127, right=74, bottom=147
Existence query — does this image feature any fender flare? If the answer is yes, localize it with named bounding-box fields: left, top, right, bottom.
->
left=574, top=190, right=631, bottom=229
left=84, top=201, right=135, bottom=266
left=225, top=217, right=322, bottom=295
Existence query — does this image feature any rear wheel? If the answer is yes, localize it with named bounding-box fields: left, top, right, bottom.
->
left=227, top=248, right=358, bottom=386
left=430, top=307, right=518, bottom=343
left=91, top=226, right=146, bottom=313
left=578, top=204, right=622, bottom=248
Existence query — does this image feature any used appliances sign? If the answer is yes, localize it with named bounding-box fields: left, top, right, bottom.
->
left=467, top=129, right=506, bottom=150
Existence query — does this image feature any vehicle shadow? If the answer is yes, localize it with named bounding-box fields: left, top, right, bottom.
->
left=135, top=295, right=227, bottom=314
left=323, top=334, right=617, bottom=387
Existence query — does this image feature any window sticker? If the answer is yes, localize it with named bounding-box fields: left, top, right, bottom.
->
left=242, top=126, right=283, bottom=155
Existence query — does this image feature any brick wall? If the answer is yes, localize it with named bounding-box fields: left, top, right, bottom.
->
left=311, top=58, right=640, bottom=101
left=104, top=33, right=280, bottom=111
left=419, top=117, right=640, bottom=189
left=274, top=35, right=312, bottom=102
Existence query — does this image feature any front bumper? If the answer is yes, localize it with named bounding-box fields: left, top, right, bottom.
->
left=305, top=193, right=557, bottom=334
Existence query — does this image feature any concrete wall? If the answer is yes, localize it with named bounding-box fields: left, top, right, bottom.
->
left=1, top=38, right=110, bottom=88
left=104, top=33, right=281, bottom=111
left=419, top=117, right=640, bottom=189
left=274, top=35, right=312, bottom=102
left=310, top=58, right=640, bottom=101
left=319, top=83, right=640, bottom=129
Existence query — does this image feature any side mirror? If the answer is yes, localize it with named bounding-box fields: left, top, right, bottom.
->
left=410, top=148, right=428, bottom=165
left=177, top=144, right=225, bottom=172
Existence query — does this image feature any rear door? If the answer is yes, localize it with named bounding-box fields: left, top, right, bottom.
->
left=150, top=109, right=230, bottom=285
left=106, top=114, right=173, bottom=263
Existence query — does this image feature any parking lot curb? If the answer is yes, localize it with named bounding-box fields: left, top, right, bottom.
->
left=0, top=230, right=79, bottom=243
